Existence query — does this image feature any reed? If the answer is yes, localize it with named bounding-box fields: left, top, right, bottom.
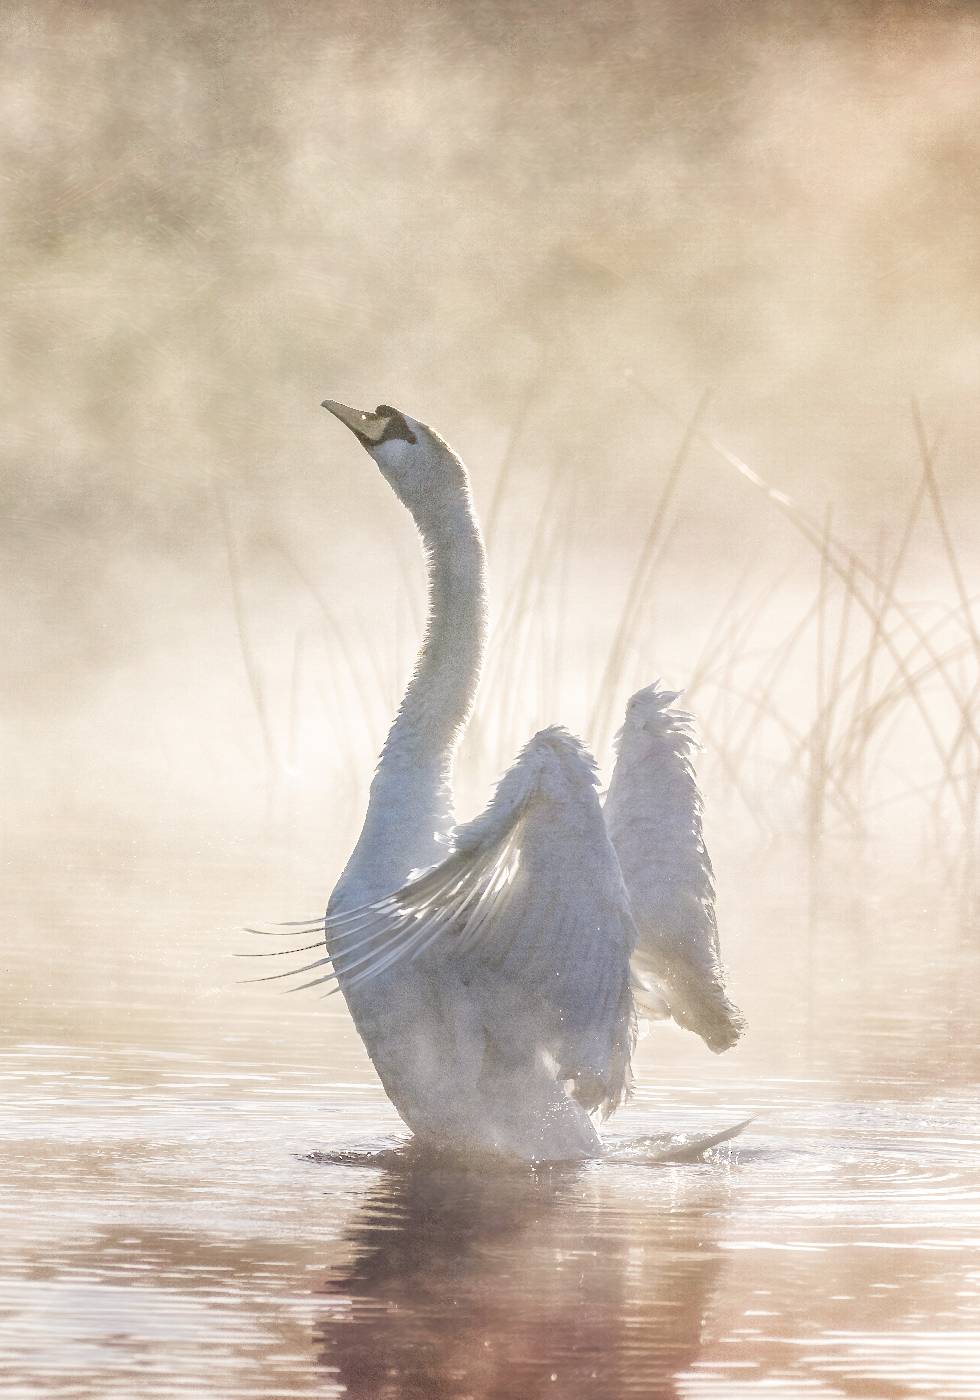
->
left=212, top=474, right=280, bottom=814
left=589, top=390, right=710, bottom=751
left=225, top=399, right=979, bottom=907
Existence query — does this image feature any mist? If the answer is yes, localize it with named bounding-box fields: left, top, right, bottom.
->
left=2, top=0, right=977, bottom=861
left=5, top=5, right=980, bottom=1396
left=3, top=0, right=974, bottom=929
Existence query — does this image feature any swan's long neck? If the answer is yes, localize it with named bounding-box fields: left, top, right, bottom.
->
left=341, top=476, right=488, bottom=896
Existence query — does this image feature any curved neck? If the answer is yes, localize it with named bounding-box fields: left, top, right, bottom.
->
left=341, top=480, right=488, bottom=897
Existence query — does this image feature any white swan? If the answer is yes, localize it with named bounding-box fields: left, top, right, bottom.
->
left=263, top=400, right=743, bottom=1163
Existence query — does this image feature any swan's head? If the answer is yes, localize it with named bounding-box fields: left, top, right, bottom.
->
left=322, top=398, right=467, bottom=517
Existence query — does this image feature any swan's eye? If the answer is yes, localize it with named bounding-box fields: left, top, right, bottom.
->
left=374, top=406, right=417, bottom=445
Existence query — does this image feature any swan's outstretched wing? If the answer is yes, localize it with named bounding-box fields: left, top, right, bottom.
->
left=267, top=727, right=636, bottom=1116
left=604, top=683, right=745, bottom=1053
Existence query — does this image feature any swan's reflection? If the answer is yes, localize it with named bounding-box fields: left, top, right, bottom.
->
left=313, top=1154, right=729, bottom=1399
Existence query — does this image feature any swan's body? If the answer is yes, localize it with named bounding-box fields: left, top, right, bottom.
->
left=292, top=400, right=742, bottom=1162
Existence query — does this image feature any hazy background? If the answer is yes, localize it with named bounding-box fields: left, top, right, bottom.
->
left=4, top=7, right=980, bottom=1396
left=3, top=0, right=980, bottom=956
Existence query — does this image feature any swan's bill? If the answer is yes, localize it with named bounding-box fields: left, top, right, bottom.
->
left=321, top=399, right=417, bottom=447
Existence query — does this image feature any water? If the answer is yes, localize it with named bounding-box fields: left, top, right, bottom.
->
left=4, top=832, right=980, bottom=1399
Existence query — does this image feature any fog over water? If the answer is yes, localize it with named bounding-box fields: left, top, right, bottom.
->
left=5, top=0, right=980, bottom=828
left=4, top=2, right=980, bottom=1397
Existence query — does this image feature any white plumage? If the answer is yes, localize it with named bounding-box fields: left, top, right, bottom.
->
left=606, top=686, right=745, bottom=1053
left=252, top=400, right=743, bottom=1162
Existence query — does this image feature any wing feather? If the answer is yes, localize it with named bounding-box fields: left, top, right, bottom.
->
left=306, top=727, right=637, bottom=1115
left=605, top=683, right=745, bottom=1053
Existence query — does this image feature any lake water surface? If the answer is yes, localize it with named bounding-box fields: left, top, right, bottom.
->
left=4, top=834, right=979, bottom=1398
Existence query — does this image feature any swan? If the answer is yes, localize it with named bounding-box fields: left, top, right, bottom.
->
left=259, top=400, right=744, bottom=1163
